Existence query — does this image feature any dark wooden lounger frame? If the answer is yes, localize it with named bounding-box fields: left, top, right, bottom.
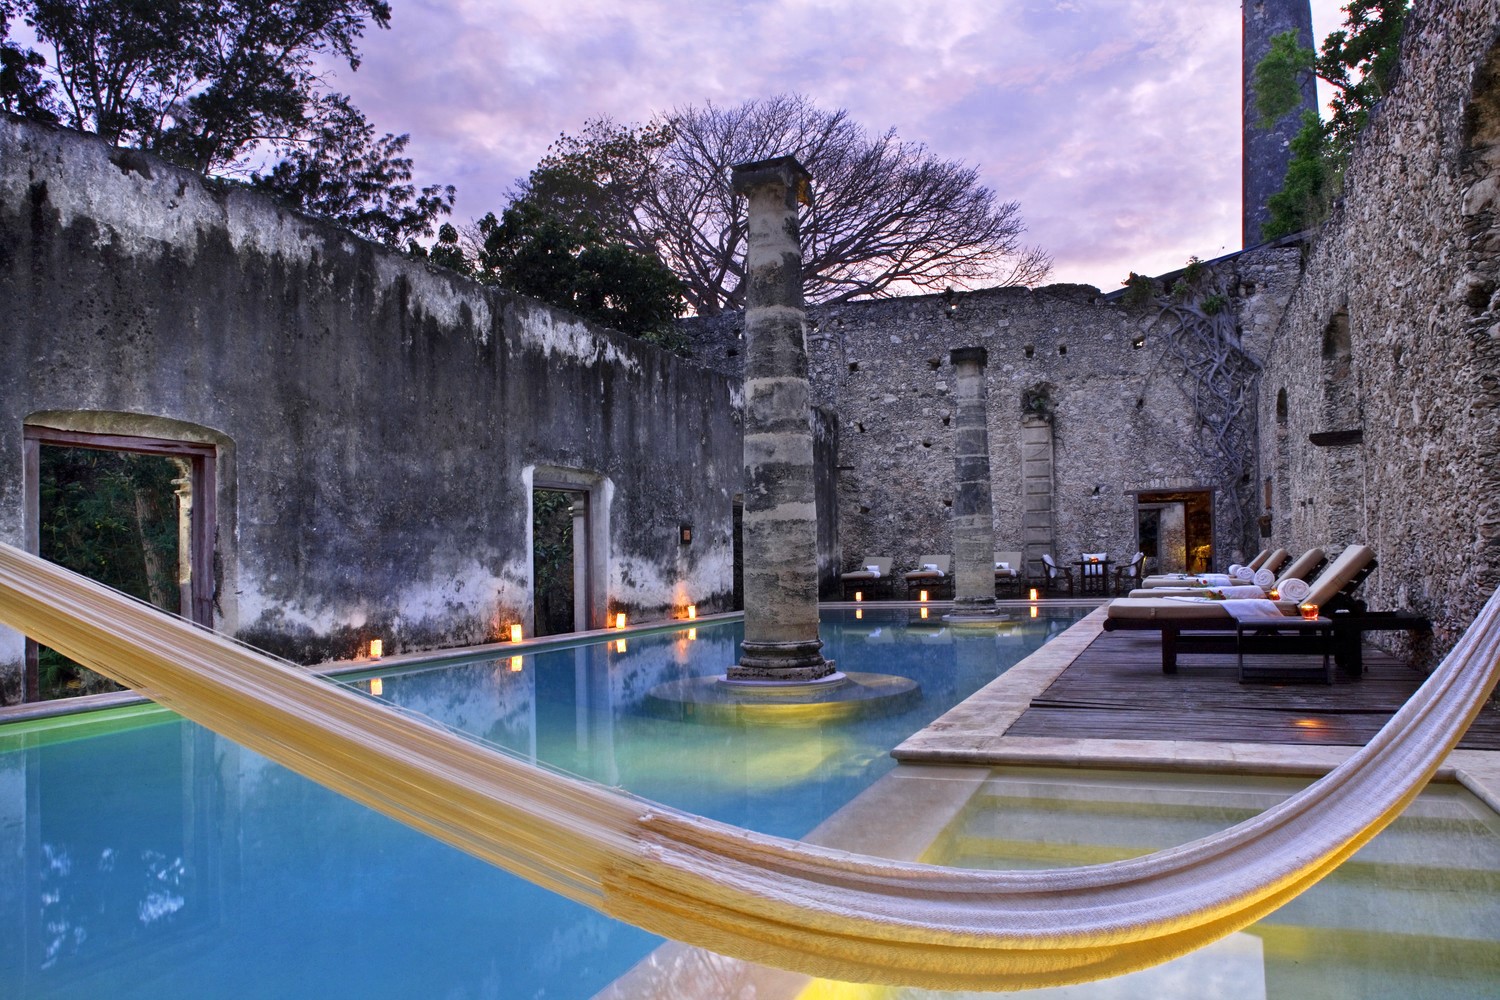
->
left=1101, top=561, right=1421, bottom=677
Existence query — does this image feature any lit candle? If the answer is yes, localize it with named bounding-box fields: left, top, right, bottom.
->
left=509, top=655, right=523, bottom=672
left=919, top=589, right=929, bottom=603
left=687, top=604, right=697, bottom=619
left=1300, top=603, right=1320, bottom=621
left=854, top=591, right=863, bottom=602
left=1029, top=588, right=1038, bottom=601
left=1268, top=589, right=1280, bottom=600
left=369, top=677, right=383, bottom=696
left=369, top=638, right=383, bottom=659
left=509, top=623, right=523, bottom=643
left=615, top=612, right=626, bottom=630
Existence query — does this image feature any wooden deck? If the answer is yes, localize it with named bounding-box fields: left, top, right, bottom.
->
left=1007, top=628, right=1500, bottom=750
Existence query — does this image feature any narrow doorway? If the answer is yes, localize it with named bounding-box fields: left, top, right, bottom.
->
left=24, top=428, right=216, bottom=701
left=532, top=488, right=589, bottom=637
left=1135, top=490, right=1214, bottom=575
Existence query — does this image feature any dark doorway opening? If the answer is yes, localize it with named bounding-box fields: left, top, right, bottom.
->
left=1135, top=490, right=1214, bottom=575
left=532, top=488, right=585, bottom=637
left=24, top=428, right=216, bottom=701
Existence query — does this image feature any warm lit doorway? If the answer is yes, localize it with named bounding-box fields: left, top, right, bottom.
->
left=23, top=427, right=216, bottom=700
left=1135, top=489, right=1214, bottom=576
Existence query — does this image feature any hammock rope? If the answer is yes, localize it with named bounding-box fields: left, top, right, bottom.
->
left=1, top=541, right=1496, bottom=991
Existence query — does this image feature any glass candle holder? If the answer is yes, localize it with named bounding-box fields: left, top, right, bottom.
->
left=1300, top=603, right=1319, bottom=621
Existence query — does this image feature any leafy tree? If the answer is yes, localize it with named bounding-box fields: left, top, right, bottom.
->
left=0, top=12, right=59, bottom=120
left=472, top=198, right=687, bottom=352
left=251, top=98, right=454, bottom=249
left=37, top=447, right=182, bottom=698
left=1255, top=0, right=1409, bottom=238
left=515, top=95, right=1052, bottom=316
left=5, top=0, right=392, bottom=173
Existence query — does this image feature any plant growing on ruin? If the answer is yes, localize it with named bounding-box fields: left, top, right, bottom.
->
left=1137, top=260, right=1262, bottom=550
left=510, top=95, right=1052, bottom=316
left=472, top=199, right=688, bottom=353
left=1255, top=0, right=1410, bottom=238
left=1021, top=384, right=1055, bottom=422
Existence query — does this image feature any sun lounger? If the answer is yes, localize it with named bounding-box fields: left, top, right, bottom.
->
left=904, top=554, right=952, bottom=599
left=1103, top=545, right=1377, bottom=672
left=1128, top=547, right=1326, bottom=598
left=994, top=551, right=1023, bottom=596
left=841, top=556, right=893, bottom=600
left=1258, top=548, right=1291, bottom=575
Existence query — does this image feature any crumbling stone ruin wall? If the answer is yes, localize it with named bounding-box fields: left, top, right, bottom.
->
left=0, top=114, right=742, bottom=696
left=1258, top=0, right=1500, bottom=661
left=685, top=245, right=1303, bottom=590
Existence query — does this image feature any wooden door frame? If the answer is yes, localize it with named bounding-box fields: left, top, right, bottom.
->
left=22, top=426, right=217, bottom=701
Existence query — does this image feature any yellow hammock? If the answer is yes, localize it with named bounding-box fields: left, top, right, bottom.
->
left=2, top=541, right=1497, bottom=992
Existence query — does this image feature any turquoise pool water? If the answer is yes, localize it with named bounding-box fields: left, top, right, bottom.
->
left=0, top=607, right=1079, bottom=999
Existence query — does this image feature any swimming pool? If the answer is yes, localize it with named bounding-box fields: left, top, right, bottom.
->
left=0, top=606, right=1082, bottom=999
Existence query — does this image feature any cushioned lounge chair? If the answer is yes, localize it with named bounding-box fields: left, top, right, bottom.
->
left=994, top=551, right=1023, bottom=596
left=1103, top=544, right=1377, bottom=672
left=904, top=554, right=952, bottom=599
left=1139, top=546, right=1283, bottom=590
left=1128, top=547, right=1326, bottom=599
left=841, top=556, right=893, bottom=600
left=1259, top=548, right=1292, bottom=576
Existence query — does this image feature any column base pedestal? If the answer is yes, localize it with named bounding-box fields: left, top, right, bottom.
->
left=727, top=638, right=836, bottom=682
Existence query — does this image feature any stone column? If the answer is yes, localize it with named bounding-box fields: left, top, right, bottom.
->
left=726, top=156, right=834, bottom=683
left=947, top=347, right=1000, bottom=619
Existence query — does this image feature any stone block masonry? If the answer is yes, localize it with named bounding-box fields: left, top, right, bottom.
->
left=0, top=114, right=742, bottom=697
left=1256, top=0, right=1500, bottom=665
left=685, top=249, right=1303, bottom=590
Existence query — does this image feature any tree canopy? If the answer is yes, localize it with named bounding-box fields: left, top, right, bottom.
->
left=0, top=1, right=453, bottom=247
left=466, top=200, right=687, bottom=352
left=250, top=96, right=454, bottom=250
left=3, top=0, right=392, bottom=172
left=1255, top=0, right=1409, bottom=238
left=513, top=95, right=1051, bottom=316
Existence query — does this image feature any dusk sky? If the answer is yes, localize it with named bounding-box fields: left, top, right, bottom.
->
left=331, top=0, right=1349, bottom=292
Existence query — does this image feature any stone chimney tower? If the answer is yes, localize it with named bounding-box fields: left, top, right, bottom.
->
left=1243, top=0, right=1318, bottom=246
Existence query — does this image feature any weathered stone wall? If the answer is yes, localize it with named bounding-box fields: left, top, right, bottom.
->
left=1257, top=0, right=1500, bottom=662
left=685, top=246, right=1303, bottom=587
left=0, top=114, right=742, bottom=696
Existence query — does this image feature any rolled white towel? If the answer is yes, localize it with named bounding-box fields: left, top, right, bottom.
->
left=1233, top=566, right=1255, bottom=581
left=921, top=563, right=942, bottom=575
left=1212, top=585, right=1270, bottom=599
left=1253, top=567, right=1276, bottom=589
left=865, top=565, right=881, bottom=577
left=1278, top=578, right=1310, bottom=603
left=1227, top=564, right=1242, bottom=575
